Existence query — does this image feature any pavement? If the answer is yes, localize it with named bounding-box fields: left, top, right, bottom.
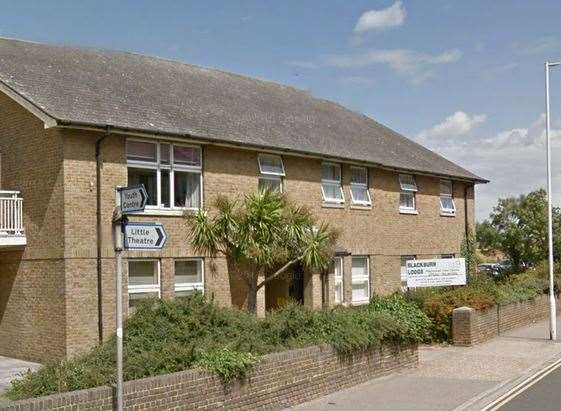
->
left=290, top=317, right=561, bottom=411
left=0, top=356, right=39, bottom=395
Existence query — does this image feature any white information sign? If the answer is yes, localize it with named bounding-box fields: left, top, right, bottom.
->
left=123, top=222, right=167, bottom=250
left=406, top=258, right=466, bottom=288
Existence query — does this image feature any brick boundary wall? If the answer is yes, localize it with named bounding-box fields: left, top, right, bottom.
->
left=1, top=343, right=417, bottom=411
left=452, top=294, right=560, bottom=346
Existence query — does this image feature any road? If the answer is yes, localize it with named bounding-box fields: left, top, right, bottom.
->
left=498, top=363, right=561, bottom=411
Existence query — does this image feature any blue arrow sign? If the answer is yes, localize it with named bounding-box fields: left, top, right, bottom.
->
left=123, top=222, right=167, bottom=250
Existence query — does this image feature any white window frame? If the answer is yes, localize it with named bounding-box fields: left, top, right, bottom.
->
left=351, top=256, right=370, bottom=304
left=174, top=258, right=205, bottom=295
left=126, top=138, right=203, bottom=213
left=127, top=259, right=161, bottom=307
left=258, top=154, right=285, bottom=193
left=321, top=162, right=345, bottom=204
left=400, top=255, right=416, bottom=290
left=333, top=257, right=343, bottom=304
left=439, top=179, right=456, bottom=216
left=399, top=174, right=417, bottom=213
left=349, top=166, right=372, bottom=206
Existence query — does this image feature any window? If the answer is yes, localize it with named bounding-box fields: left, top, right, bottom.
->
left=351, top=256, right=370, bottom=304
left=127, top=140, right=202, bottom=211
left=400, top=255, right=416, bottom=290
left=441, top=254, right=455, bottom=259
left=258, top=154, right=285, bottom=192
left=128, top=260, right=160, bottom=311
left=321, top=163, right=344, bottom=203
left=440, top=180, right=456, bottom=216
left=175, top=259, right=204, bottom=297
left=333, top=257, right=343, bottom=304
left=350, top=167, right=371, bottom=206
left=399, top=174, right=417, bottom=213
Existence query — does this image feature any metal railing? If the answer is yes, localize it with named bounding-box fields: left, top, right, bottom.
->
left=0, top=191, right=24, bottom=236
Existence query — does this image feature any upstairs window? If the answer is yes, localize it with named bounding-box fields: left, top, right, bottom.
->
left=399, top=174, right=417, bottom=213
left=440, top=180, right=456, bottom=216
left=175, top=259, right=204, bottom=297
left=258, top=154, right=285, bottom=192
left=321, top=163, right=344, bottom=204
left=126, top=140, right=202, bottom=210
left=350, top=167, right=371, bottom=206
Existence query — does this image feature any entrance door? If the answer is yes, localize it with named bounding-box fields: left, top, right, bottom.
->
left=288, top=263, right=304, bottom=303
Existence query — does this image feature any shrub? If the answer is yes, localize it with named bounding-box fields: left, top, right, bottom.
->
left=406, top=263, right=558, bottom=342
left=7, top=293, right=430, bottom=400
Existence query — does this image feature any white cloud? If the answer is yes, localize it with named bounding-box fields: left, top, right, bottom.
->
left=327, top=48, right=462, bottom=84
left=513, top=36, right=559, bottom=55
left=414, top=113, right=561, bottom=221
left=337, top=76, right=376, bottom=88
left=418, top=111, right=486, bottom=141
left=354, top=2, right=406, bottom=33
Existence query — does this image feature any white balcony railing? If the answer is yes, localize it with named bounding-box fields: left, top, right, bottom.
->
left=0, top=191, right=25, bottom=238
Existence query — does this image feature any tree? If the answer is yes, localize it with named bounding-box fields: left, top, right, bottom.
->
left=478, top=189, right=561, bottom=270
left=187, top=190, right=337, bottom=313
left=461, top=230, right=479, bottom=278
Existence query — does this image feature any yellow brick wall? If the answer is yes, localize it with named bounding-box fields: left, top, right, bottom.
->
left=0, top=95, right=475, bottom=361
left=0, top=92, right=66, bottom=361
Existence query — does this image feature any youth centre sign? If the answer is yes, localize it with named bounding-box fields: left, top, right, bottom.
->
left=406, top=258, right=466, bottom=288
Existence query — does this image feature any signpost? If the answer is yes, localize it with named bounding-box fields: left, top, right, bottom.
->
left=117, top=185, right=148, bottom=213
left=113, top=185, right=166, bottom=411
left=123, top=222, right=167, bottom=250
left=406, top=258, right=466, bottom=288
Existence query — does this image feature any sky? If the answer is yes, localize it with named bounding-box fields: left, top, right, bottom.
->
left=1, top=0, right=561, bottom=221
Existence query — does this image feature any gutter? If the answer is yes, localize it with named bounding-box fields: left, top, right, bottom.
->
left=95, top=127, right=110, bottom=344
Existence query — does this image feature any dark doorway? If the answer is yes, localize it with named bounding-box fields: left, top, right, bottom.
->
left=288, top=263, right=305, bottom=304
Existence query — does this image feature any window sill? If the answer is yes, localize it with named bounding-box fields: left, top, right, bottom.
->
left=322, top=202, right=345, bottom=209
left=440, top=211, right=456, bottom=217
left=350, top=204, right=372, bottom=210
left=351, top=299, right=370, bottom=306
left=399, top=209, right=418, bottom=215
left=128, top=208, right=200, bottom=217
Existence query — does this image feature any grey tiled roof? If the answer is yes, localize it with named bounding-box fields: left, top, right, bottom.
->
left=0, top=38, right=486, bottom=182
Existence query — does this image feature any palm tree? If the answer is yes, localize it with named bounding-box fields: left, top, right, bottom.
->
left=187, top=190, right=337, bottom=313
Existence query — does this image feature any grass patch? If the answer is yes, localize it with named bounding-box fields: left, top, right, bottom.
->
left=7, top=293, right=430, bottom=400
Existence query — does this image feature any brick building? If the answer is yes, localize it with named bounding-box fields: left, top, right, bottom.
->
left=0, top=38, right=487, bottom=362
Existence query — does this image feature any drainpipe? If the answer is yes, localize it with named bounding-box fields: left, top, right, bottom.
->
left=95, top=127, right=110, bottom=343
left=464, top=184, right=470, bottom=237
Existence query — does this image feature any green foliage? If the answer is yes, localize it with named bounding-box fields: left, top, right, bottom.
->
left=7, top=294, right=430, bottom=400
left=461, top=230, right=480, bottom=277
left=477, top=189, right=561, bottom=270
left=406, top=264, right=557, bottom=342
left=187, top=190, right=337, bottom=312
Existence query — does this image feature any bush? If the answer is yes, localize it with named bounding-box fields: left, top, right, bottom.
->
left=406, top=263, right=558, bottom=342
left=7, top=293, right=430, bottom=400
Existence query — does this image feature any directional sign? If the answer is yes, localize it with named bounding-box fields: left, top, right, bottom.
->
left=118, top=185, right=148, bottom=214
left=123, top=222, right=167, bottom=250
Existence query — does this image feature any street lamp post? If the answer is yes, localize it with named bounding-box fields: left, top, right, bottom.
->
left=545, top=61, right=561, bottom=341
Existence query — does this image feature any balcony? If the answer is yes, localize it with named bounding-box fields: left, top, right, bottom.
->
left=0, top=191, right=26, bottom=248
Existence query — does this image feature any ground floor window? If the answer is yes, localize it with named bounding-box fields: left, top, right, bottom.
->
left=333, top=257, right=343, bottom=304
left=400, top=255, right=416, bottom=290
left=351, top=256, right=370, bottom=304
left=128, top=259, right=160, bottom=311
left=175, top=258, right=204, bottom=297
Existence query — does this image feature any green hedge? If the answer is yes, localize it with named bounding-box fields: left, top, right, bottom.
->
left=406, top=262, right=558, bottom=342
left=7, top=294, right=430, bottom=401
